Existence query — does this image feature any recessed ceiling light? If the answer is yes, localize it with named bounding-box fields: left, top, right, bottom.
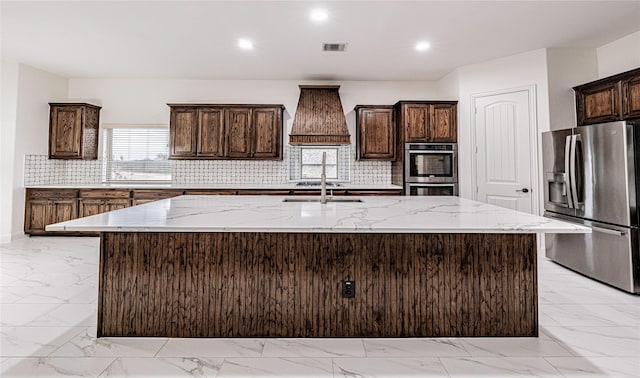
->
left=311, top=8, right=328, bottom=22
left=238, top=38, right=254, bottom=50
left=415, top=41, right=431, bottom=52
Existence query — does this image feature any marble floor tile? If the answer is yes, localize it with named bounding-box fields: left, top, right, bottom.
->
left=15, top=285, right=97, bottom=304
left=543, top=326, right=640, bottom=357
left=542, top=303, right=640, bottom=327
left=99, top=357, right=223, bottom=377
left=0, top=303, right=60, bottom=326
left=458, top=336, right=574, bottom=357
left=50, top=327, right=168, bottom=357
left=440, top=357, right=563, bottom=377
left=333, top=357, right=449, bottom=377
left=156, top=338, right=265, bottom=357
left=1, top=357, right=115, bottom=377
left=363, top=338, right=470, bottom=357
left=262, top=338, right=366, bottom=357
left=217, top=357, right=333, bottom=377
left=0, top=327, right=86, bottom=357
left=27, top=303, right=97, bottom=327
left=544, top=356, right=640, bottom=377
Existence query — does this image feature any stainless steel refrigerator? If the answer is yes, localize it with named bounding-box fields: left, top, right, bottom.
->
left=542, top=120, right=640, bottom=294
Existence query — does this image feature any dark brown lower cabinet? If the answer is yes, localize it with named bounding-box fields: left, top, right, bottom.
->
left=98, top=232, right=537, bottom=338
left=24, top=189, right=79, bottom=235
left=25, top=187, right=402, bottom=235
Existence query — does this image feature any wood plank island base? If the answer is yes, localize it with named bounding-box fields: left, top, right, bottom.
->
left=47, top=195, right=590, bottom=338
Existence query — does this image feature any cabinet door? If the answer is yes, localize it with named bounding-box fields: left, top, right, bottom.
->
left=198, top=108, right=224, bottom=157
left=105, top=199, right=130, bottom=211
left=576, top=81, right=622, bottom=125
left=79, top=199, right=104, bottom=218
left=623, top=76, right=640, bottom=119
left=49, top=106, right=83, bottom=158
left=251, top=107, right=282, bottom=159
left=225, top=108, right=253, bottom=158
left=357, top=108, right=395, bottom=160
left=429, top=104, right=457, bottom=142
left=51, top=199, right=78, bottom=223
left=82, top=106, right=100, bottom=159
left=25, top=200, right=50, bottom=233
left=403, top=104, right=429, bottom=142
left=170, top=107, right=198, bottom=157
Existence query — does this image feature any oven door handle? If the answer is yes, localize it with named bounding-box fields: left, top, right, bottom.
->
left=409, top=183, right=455, bottom=187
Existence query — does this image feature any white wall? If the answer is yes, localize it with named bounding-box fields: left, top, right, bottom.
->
left=68, top=79, right=440, bottom=145
left=1, top=58, right=20, bottom=243
left=546, top=48, right=598, bottom=131
left=439, top=49, right=550, bottom=215
left=2, top=64, right=68, bottom=242
left=597, top=30, right=640, bottom=78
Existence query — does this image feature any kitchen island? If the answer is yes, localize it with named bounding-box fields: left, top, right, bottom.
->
left=47, top=195, right=589, bottom=338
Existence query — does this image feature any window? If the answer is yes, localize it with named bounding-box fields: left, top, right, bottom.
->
left=103, top=127, right=171, bottom=182
left=300, top=147, right=338, bottom=179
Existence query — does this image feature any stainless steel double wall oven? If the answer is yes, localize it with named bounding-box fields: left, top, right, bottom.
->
left=404, top=143, right=458, bottom=196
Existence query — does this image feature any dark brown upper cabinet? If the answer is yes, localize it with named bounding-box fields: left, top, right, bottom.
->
left=574, top=67, right=640, bottom=126
left=225, top=107, right=253, bottom=158
left=395, top=101, right=458, bottom=143
left=197, top=108, right=225, bottom=157
left=252, top=107, right=282, bottom=159
left=429, top=103, right=457, bottom=142
left=355, top=105, right=396, bottom=160
left=168, top=104, right=284, bottom=160
left=169, top=107, right=198, bottom=157
left=623, top=74, right=640, bottom=119
left=48, top=103, right=101, bottom=159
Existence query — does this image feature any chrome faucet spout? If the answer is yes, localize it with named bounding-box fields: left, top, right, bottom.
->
left=320, top=152, right=327, bottom=204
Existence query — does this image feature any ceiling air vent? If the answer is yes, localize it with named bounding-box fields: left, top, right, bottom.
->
left=322, top=43, right=347, bottom=52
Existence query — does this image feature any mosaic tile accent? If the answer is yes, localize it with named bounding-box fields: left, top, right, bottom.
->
left=23, top=147, right=391, bottom=186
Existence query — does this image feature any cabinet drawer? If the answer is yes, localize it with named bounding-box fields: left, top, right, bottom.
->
left=132, top=189, right=184, bottom=200
left=347, top=189, right=402, bottom=196
left=184, top=189, right=238, bottom=195
left=237, top=190, right=292, bottom=195
left=80, top=189, right=131, bottom=199
left=27, top=189, right=78, bottom=199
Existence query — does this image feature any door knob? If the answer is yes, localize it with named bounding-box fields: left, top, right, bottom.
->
left=516, top=188, right=529, bottom=193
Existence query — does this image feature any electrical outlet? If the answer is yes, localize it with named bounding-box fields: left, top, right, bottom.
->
left=342, top=280, right=355, bottom=298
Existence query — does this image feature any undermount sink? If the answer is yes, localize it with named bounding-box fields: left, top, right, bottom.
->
left=282, top=197, right=363, bottom=203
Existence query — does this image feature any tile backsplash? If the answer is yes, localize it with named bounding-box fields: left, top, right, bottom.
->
left=24, top=146, right=391, bottom=186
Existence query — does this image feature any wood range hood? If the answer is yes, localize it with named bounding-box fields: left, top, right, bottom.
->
left=289, top=85, right=351, bottom=145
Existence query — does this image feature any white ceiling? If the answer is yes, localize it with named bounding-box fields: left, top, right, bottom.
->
left=2, top=1, right=639, bottom=81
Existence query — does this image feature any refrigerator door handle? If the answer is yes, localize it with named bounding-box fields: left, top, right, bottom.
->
left=569, top=134, right=580, bottom=208
left=565, top=135, right=574, bottom=208
left=591, top=225, right=627, bottom=236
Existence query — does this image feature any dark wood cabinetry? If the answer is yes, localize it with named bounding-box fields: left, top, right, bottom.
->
left=623, top=75, right=640, bottom=118
left=429, top=103, right=457, bottom=142
left=78, top=190, right=130, bottom=218
left=395, top=101, right=458, bottom=143
left=355, top=105, right=396, bottom=160
left=574, top=67, right=640, bottom=125
left=25, top=187, right=401, bottom=235
left=168, top=104, right=284, bottom=160
left=48, top=103, right=101, bottom=159
left=131, top=189, right=183, bottom=205
left=169, top=107, right=198, bottom=157
left=25, top=189, right=79, bottom=235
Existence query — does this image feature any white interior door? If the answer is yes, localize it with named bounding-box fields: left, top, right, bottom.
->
left=474, top=89, right=535, bottom=213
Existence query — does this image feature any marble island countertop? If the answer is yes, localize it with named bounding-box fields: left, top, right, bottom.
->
left=47, top=195, right=591, bottom=234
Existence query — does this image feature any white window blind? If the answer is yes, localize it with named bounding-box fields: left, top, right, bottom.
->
left=300, top=147, right=338, bottom=179
left=103, top=127, right=171, bottom=182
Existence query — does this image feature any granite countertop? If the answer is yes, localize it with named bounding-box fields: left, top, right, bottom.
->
left=46, top=195, right=591, bottom=234
left=25, top=183, right=403, bottom=190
